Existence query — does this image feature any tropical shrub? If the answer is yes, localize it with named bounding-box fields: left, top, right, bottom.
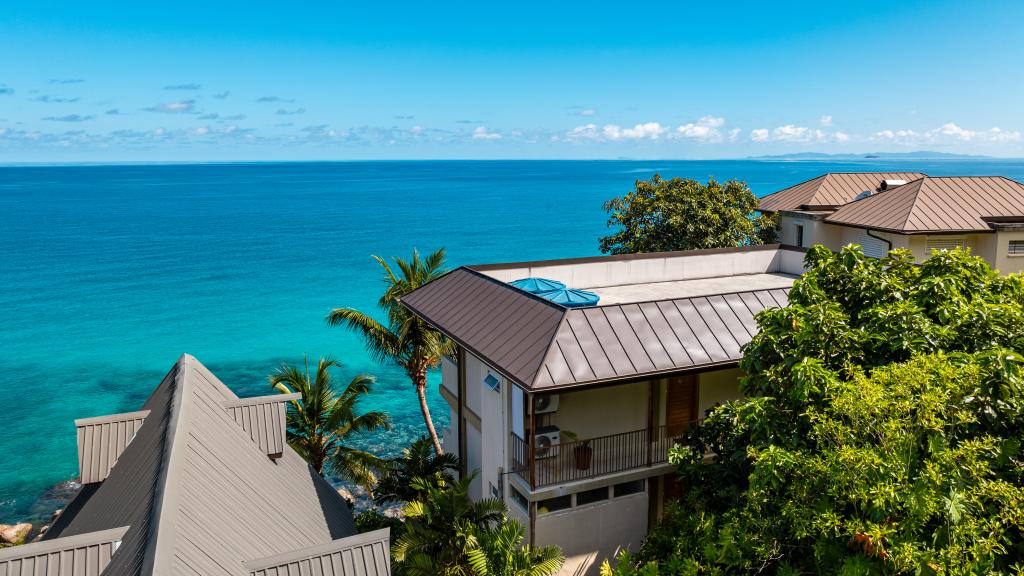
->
left=605, top=246, right=1024, bottom=574
left=599, top=174, right=776, bottom=254
left=393, top=474, right=564, bottom=576
left=376, top=436, right=461, bottom=505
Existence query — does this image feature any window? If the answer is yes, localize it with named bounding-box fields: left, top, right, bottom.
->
left=1010, top=240, right=1024, bottom=256
left=795, top=224, right=804, bottom=247
left=537, top=495, right=572, bottom=514
left=510, top=486, right=529, bottom=511
left=482, top=372, right=500, bottom=392
left=858, top=233, right=889, bottom=259
left=575, top=486, right=609, bottom=506
left=613, top=479, right=646, bottom=498
left=926, top=237, right=966, bottom=252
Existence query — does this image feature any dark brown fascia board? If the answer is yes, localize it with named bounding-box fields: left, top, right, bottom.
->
left=467, top=243, right=803, bottom=272
left=822, top=219, right=995, bottom=235
left=517, top=359, right=745, bottom=395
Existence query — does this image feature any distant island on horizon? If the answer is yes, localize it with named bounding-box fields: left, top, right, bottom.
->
left=749, top=150, right=996, bottom=160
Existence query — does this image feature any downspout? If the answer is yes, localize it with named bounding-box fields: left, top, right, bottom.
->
left=866, top=228, right=893, bottom=254
left=458, top=347, right=467, bottom=479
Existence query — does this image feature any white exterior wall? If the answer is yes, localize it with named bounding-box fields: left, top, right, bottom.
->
left=536, top=491, right=648, bottom=576
left=478, top=247, right=804, bottom=288
left=459, top=352, right=510, bottom=502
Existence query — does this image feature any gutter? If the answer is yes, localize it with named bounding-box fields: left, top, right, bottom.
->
left=865, top=229, right=892, bottom=254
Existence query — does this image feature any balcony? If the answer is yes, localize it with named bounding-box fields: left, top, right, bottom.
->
left=509, top=423, right=697, bottom=489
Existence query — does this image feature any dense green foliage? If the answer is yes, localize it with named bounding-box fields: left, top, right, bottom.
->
left=605, top=246, right=1024, bottom=574
left=393, top=475, right=564, bottom=576
left=327, top=248, right=454, bottom=454
left=599, top=175, right=777, bottom=254
left=270, top=356, right=390, bottom=489
left=375, top=436, right=461, bottom=505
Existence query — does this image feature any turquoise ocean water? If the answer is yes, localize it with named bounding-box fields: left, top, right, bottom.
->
left=3, top=159, right=1024, bottom=524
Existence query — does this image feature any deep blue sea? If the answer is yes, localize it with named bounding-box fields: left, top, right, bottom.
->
left=3, top=159, right=1024, bottom=524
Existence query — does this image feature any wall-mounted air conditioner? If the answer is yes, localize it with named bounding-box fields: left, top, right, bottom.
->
left=535, top=393, right=559, bottom=414
left=534, top=425, right=560, bottom=459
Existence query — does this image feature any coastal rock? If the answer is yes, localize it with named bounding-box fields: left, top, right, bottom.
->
left=0, top=523, right=32, bottom=545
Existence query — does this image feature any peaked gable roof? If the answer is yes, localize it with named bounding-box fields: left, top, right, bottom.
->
left=401, top=265, right=791, bottom=391
left=44, top=354, right=364, bottom=576
left=825, top=176, right=1024, bottom=233
left=759, top=172, right=927, bottom=212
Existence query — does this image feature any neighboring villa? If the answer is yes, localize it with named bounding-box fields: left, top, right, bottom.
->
left=760, top=172, right=1024, bottom=273
left=401, top=245, right=805, bottom=575
left=0, top=354, right=390, bottom=576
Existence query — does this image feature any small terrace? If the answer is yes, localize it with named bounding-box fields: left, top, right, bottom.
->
left=509, top=421, right=699, bottom=489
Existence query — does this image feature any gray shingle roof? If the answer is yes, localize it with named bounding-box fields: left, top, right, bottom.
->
left=0, top=526, right=128, bottom=576
left=825, top=176, right=1024, bottom=233
left=401, top=267, right=790, bottom=391
left=41, top=354, right=373, bottom=576
left=246, top=528, right=391, bottom=576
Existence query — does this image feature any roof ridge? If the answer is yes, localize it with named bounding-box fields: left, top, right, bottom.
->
left=141, top=353, right=193, bottom=575
left=899, top=178, right=930, bottom=230
left=528, top=313, right=574, bottom=388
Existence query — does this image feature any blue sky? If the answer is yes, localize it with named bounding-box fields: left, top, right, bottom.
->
left=1, top=0, right=1023, bottom=161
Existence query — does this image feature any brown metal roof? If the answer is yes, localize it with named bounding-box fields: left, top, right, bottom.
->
left=245, top=528, right=391, bottom=576
left=401, top=267, right=566, bottom=389
left=401, top=264, right=790, bottom=391
left=759, top=172, right=927, bottom=212
left=43, top=354, right=365, bottom=576
left=0, top=526, right=128, bottom=576
left=76, top=411, right=150, bottom=484
left=825, top=176, right=1024, bottom=233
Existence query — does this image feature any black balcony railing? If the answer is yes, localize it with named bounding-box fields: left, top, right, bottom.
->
left=509, top=422, right=696, bottom=489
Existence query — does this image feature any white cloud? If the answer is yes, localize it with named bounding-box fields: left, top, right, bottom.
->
left=819, top=115, right=833, bottom=126
left=675, top=116, right=726, bottom=141
left=143, top=100, right=195, bottom=114
left=749, top=124, right=842, bottom=143
left=750, top=128, right=769, bottom=142
left=936, top=122, right=975, bottom=140
left=601, top=122, right=667, bottom=140
left=834, top=131, right=850, bottom=143
left=873, top=122, right=1021, bottom=145
left=472, top=126, right=502, bottom=140
left=579, top=108, right=596, bottom=116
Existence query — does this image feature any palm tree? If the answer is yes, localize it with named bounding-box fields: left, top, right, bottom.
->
left=392, top=474, right=507, bottom=576
left=327, top=248, right=453, bottom=454
left=375, top=436, right=461, bottom=505
left=466, top=521, right=564, bottom=576
left=270, top=356, right=391, bottom=491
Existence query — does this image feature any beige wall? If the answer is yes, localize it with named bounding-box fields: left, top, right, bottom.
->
left=536, top=492, right=648, bottom=576
left=546, top=382, right=649, bottom=440
left=697, top=368, right=744, bottom=417
left=777, top=215, right=1024, bottom=274
left=989, top=230, right=1024, bottom=274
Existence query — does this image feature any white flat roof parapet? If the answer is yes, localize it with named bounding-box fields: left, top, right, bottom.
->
left=584, top=272, right=798, bottom=305
left=477, top=246, right=805, bottom=293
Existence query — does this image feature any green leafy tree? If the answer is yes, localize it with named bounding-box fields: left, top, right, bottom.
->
left=599, top=174, right=777, bottom=255
left=327, top=248, right=454, bottom=455
left=605, top=246, right=1024, bottom=574
left=270, top=356, right=391, bottom=490
left=375, top=436, right=461, bottom=505
left=392, top=474, right=564, bottom=576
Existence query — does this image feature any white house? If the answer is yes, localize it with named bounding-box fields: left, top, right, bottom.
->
left=760, top=172, right=1024, bottom=273
left=400, top=245, right=806, bottom=575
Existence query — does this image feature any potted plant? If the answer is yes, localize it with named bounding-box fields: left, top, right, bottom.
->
left=561, top=431, right=592, bottom=470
